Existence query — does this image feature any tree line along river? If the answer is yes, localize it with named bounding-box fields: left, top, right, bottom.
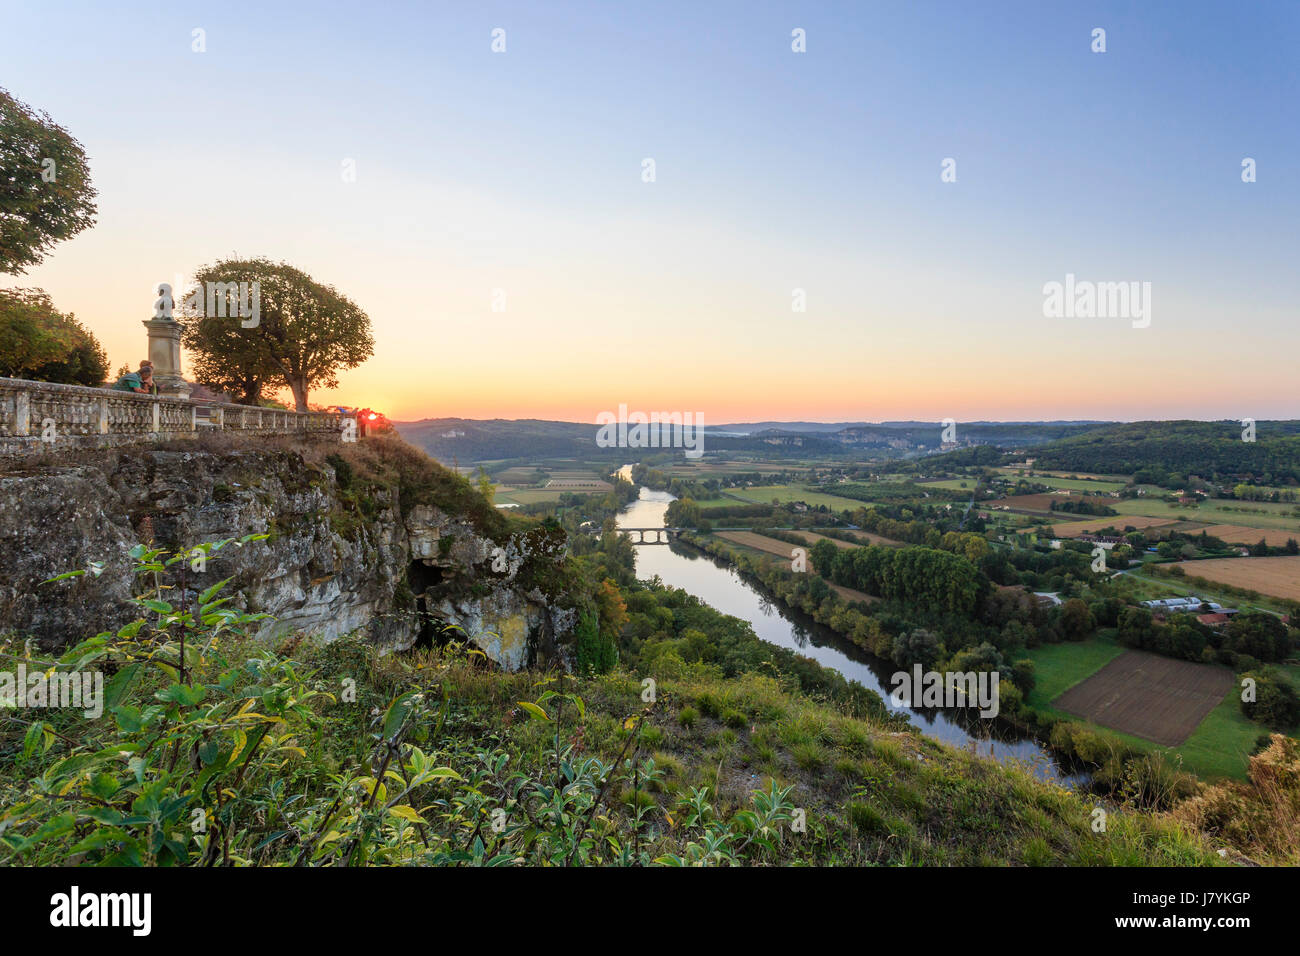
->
left=614, top=468, right=1087, bottom=787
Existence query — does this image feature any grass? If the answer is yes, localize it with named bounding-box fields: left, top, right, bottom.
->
left=1120, top=567, right=1291, bottom=616
left=377, top=643, right=1224, bottom=865
left=1023, top=632, right=1262, bottom=781
left=492, top=487, right=567, bottom=505
left=1022, top=476, right=1127, bottom=493
left=1023, top=631, right=1127, bottom=704
left=724, top=483, right=872, bottom=511
left=997, top=467, right=1131, bottom=483
left=1114, top=497, right=1300, bottom=533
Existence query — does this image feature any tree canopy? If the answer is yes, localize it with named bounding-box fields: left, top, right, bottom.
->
left=0, top=88, right=98, bottom=275
left=182, top=258, right=373, bottom=410
left=0, top=287, right=108, bottom=385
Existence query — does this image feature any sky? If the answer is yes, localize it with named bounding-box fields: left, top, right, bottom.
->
left=3, top=0, right=1298, bottom=424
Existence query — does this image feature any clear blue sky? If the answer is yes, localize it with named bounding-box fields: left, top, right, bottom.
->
left=4, top=1, right=1297, bottom=420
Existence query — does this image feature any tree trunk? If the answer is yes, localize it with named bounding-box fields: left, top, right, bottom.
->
left=287, top=376, right=309, bottom=412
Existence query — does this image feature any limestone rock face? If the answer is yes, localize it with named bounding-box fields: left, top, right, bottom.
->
left=0, top=448, right=576, bottom=670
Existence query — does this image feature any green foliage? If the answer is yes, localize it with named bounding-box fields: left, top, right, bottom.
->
left=0, top=534, right=1239, bottom=867
left=825, top=543, right=986, bottom=616
left=1031, top=420, right=1300, bottom=486
left=0, top=288, right=107, bottom=384
left=181, top=257, right=374, bottom=409
left=0, top=88, right=98, bottom=275
left=574, top=610, right=617, bottom=675
left=1240, top=670, right=1300, bottom=731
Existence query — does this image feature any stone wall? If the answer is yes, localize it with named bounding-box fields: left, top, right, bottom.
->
left=0, top=377, right=353, bottom=457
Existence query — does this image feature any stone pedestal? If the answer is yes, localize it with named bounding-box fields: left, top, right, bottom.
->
left=142, top=318, right=191, bottom=399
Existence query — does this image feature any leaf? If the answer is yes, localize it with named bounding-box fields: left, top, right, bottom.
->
left=103, top=663, right=141, bottom=712
left=40, top=570, right=85, bottom=584
left=198, top=578, right=232, bottom=607
left=387, top=805, right=426, bottom=824
left=89, top=773, right=120, bottom=799
left=382, top=691, right=420, bottom=740
left=155, top=684, right=205, bottom=707
left=29, top=813, right=76, bottom=843
left=21, top=721, right=45, bottom=759
left=517, top=701, right=550, bottom=723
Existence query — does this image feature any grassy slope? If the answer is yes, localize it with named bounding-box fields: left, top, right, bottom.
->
left=432, top=649, right=1219, bottom=865
left=1, top=630, right=1218, bottom=866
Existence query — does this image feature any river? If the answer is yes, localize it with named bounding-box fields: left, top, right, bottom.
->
left=615, top=470, right=1086, bottom=787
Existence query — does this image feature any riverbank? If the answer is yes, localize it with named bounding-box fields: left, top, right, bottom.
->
left=678, top=530, right=1247, bottom=804
left=613, top=481, right=1089, bottom=785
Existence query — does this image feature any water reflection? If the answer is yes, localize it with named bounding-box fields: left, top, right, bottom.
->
left=614, top=479, right=1087, bottom=788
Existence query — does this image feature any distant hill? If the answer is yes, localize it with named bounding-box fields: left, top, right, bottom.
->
left=1025, top=420, right=1300, bottom=483
left=716, top=420, right=1109, bottom=435
left=394, top=418, right=605, bottom=464
left=394, top=416, right=1111, bottom=466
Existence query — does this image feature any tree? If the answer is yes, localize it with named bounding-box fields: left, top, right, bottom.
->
left=809, top=538, right=837, bottom=575
left=1240, top=671, right=1300, bottom=731
left=0, top=287, right=107, bottom=385
left=1059, top=598, right=1095, bottom=641
left=475, top=467, right=494, bottom=503
left=182, top=258, right=373, bottom=410
left=0, top=88, right=98, bottom=274
left=1226, top=611, right=1291, bottom=663
left=893, top=628, right=944, bottom=668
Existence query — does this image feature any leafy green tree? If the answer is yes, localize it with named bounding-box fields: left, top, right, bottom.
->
left=1226, top=612, right=1291, bottom=663
left=0, top=88, right=98, bottom=274
left=809, top=538, right=837, bottom=575
left=182, top=258, right=373, bottom=410
left=475, top=467, right=494, bottom=503
left=893, top=628, right=943, bottom=668
left=0, top=287, right=107, bottom=385
left=1241, top=671, right=1300, bottom=731
left=1059, top=598, right=1095, bottom=641
left=574, top=609, right=617, bottom=675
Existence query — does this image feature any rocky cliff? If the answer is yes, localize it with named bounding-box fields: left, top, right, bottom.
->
left=0, top=434, right=579, bottom=669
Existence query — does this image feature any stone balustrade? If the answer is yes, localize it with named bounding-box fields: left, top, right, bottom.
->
left=0, top=377, right=355, bottom=456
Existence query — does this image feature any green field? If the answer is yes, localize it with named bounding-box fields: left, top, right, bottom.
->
left=920, top=478, right=978, bottom=491
left=724, top=483, right=869, bottom=511
left=1114, top=497, right=1300, bottom=532
left=492, top=487, right=567, bottom=506
left=1022, top=633, right=1261, bottom=780
left=997, top=467, right=1131, bottom=483
left=1023, top=632, right=1127, bottom=703
left=1025, top=476, right=1127, bottom=494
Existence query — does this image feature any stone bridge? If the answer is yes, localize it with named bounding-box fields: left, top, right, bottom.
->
left=603, top=527, right=684, bottom=545
left=0, top=377, right=356, bottom=457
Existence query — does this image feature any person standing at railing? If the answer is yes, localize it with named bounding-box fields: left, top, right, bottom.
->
left=137, top=361, right=159, bottom=394
left=111, top=366, right=154, bottom=394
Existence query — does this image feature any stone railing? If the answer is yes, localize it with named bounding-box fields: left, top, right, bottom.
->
left=0, top=377, right=355, bottom=456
